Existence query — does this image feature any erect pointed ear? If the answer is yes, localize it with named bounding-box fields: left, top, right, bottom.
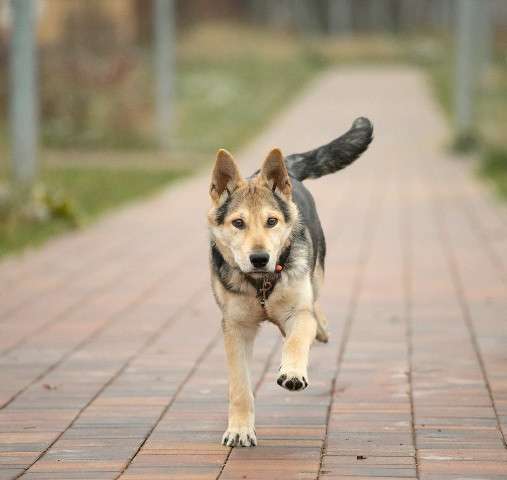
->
left=210, top=149, right=244, bottom=203
left=260, top=148, right=291, bottom=198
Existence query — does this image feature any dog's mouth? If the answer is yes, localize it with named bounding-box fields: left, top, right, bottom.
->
left=247, top=268, right=272, bottom=276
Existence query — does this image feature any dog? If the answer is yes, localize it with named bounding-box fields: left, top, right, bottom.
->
left=208, top=117, right=373, bottom=447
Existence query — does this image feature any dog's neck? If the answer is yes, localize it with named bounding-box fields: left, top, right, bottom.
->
left=210, top=240, right=292, bottom=304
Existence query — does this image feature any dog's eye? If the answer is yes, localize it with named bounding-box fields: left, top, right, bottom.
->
left=266, top=217, right=278, bottom=227
left=232, top=219, right=245, bottom=229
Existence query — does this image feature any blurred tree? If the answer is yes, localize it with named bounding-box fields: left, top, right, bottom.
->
left=38, top=1, right=142, bottom=149
left=327, top=0, right=353, bottom=35
left=399, top=0, right=424, bottom=31
left=154, top=0, right=175, bottom=150
left=475, top=1, right=493, bottom=81
left=454, top=0, right=489, bottom=149
left=134, top=0, right=154, bottom=45
left=293, top=0, right=323, bottom=34
left=9, top=0, right=38, bottom=187
left=368, top=0, right=392, bottom=31
left=429, top=0, right=454, bottom=29
left=270, top=0, right=293, bottom=29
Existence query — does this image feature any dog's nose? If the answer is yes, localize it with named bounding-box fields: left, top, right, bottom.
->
left=250, top=252, right=270, bottom=269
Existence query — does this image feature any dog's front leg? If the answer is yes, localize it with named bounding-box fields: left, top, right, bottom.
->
left=222, top=319, right=258, bottom=447
left=277, top=309, right=317, bottom=391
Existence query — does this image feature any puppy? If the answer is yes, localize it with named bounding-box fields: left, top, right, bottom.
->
left=208, top=117, right=373, bottom=447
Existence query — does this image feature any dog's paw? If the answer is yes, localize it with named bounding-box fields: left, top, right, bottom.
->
left=316, top=323, right=329, bottom=343
left=277, top=370, right=308, bottom=391
left=222, top=426, right=257, bottom=447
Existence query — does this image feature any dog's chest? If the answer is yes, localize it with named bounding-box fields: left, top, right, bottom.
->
left=214, top=271, right=313, bottom=332
left=265, top=274, right=313, bottom=319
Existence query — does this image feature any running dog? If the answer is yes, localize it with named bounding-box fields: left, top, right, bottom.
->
left=208, top=117, right=373, bottom=447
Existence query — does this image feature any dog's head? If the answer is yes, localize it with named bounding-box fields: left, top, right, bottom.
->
left=208, top=148, right=298, bottom=275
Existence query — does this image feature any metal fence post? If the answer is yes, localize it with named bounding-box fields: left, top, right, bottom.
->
left=454, top=0, right=484, bottom=145
left=8, top=0, right=38, bottom=187
left=154, top=0, right=175, bottom=150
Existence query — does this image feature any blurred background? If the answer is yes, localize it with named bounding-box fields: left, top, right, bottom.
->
left=0, top=0, right=506, bottom=257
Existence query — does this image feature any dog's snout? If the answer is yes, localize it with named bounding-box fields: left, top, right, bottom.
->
left=250, top=252, right=270, bottom=269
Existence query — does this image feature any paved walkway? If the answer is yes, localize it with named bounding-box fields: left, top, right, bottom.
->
left=1, top=68, right=506, bottom=480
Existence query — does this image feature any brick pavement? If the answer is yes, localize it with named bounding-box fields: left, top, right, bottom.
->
left=0, top=68, right=506, bottom=479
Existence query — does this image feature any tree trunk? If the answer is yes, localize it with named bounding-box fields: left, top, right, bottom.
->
left=327, top=0, right=353, bottom=35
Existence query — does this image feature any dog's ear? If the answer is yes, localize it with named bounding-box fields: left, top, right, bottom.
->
left=210, top=149, right=244, bottom=203
left=260, top=148, right=291, bottom=199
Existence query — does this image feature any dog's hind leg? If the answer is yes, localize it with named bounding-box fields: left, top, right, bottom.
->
left=311, top=265, right=328, bottom=343
left=314, top=302, right=329, bottom=343
left=222, top=319, right=258, bottom=447
left=277, top=309, right=317, bottom=391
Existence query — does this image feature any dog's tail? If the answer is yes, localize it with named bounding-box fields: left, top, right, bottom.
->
left=285, top=117, right=373, bottom=182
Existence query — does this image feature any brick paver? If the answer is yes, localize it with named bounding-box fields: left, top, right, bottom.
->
left=1, top=68, right=506, bottom=479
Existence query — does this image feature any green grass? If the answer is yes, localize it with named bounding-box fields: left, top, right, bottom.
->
left=41, top=166, right=188, bottom=218
left=173, top=55, right=322, bottom=153
left=0, top=166, right=187, bottom=257
left=479, top=148, right=507, bottom=199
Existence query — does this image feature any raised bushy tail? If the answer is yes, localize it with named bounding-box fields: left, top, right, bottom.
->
left=285, top=117, right=373, bottom=181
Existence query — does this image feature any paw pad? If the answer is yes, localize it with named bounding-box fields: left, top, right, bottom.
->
left=222, top=429, right=257, bottom=447
left=276, top=372, right=308, bottom=391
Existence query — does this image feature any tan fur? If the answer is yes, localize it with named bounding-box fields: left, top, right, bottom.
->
left=208, top=155, right=297, bottom=274
left=312, top=264, right=329, bottom=342
left=210, top=149, right=245, bottom=203
left=208, top=149, right=328, bottom=447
